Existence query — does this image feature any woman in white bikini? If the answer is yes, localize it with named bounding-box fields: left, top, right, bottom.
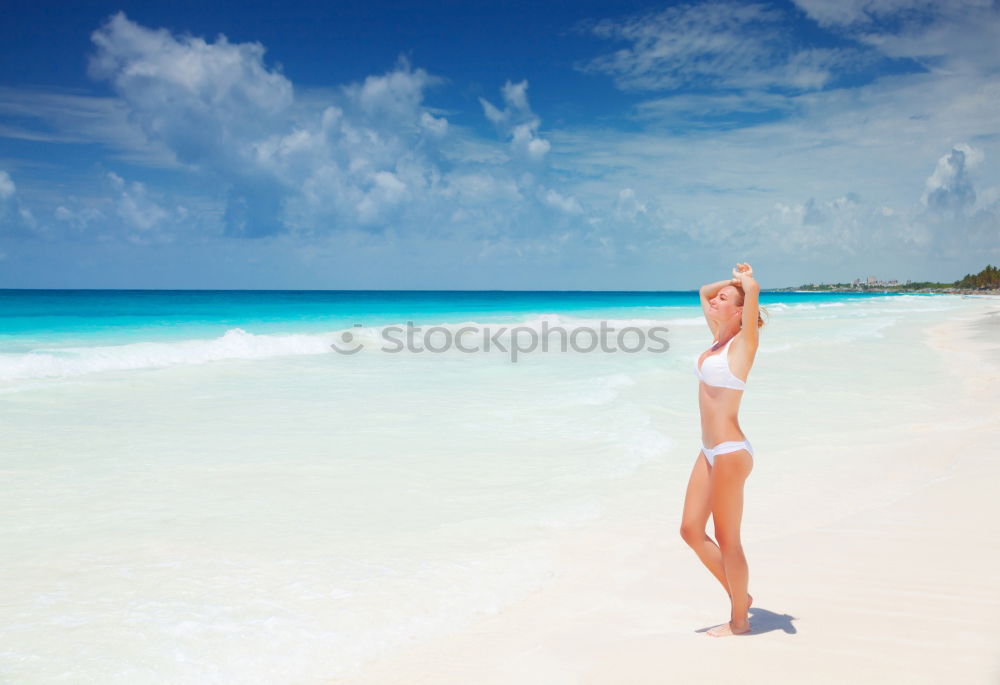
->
left=682, top=262, right=765, bottom=637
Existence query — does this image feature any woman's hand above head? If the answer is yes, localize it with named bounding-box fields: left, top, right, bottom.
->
left=732, top=263, right=757, bottom=288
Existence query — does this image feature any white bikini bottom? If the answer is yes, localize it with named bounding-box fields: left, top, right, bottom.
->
left=701, top=439, right=753, bottom=467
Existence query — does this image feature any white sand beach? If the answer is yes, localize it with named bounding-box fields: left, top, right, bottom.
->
left=4, top=294, right=998, bottom=683
left=333, top=299, right=1000, bottom=685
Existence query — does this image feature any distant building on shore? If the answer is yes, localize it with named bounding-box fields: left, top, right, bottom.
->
left=845, top=275, right=900, bottom=289
left=798, top=274, right=905, bottom=291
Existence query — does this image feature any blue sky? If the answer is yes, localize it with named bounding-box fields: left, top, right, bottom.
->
left=1, top=0, right=998, bottom=289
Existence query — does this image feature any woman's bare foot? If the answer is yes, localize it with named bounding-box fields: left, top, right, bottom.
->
left=707, top=592, right=752, bottom=637
left=707, top=620, right=752, bottom=637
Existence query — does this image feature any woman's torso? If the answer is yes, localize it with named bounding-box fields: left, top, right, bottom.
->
left=695, top=332, right=755, bottom=445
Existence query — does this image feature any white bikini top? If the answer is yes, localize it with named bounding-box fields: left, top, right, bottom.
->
left=694, top=335, right=747, bottom=390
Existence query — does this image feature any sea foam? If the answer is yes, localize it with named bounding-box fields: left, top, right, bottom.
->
left=0, top=316, right=684, bottom=381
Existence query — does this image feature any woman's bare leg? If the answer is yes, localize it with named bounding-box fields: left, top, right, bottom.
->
left=679, top=452, right=730, bottom=591
left=706, top=449, right=753, bottom=636
left=680, top=453, right=753, bottom=607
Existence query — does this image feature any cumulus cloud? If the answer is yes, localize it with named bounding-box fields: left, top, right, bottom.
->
left=81, top=15, right=582, bottom=242
left=89, top=12, right=293, bottom=167
left=47, top=171, right=191, bottom=244
left=87, top=12, right=298, bottom=236
left=107, top=172, right=175, bottom=236
left=750, top=142, right=997, bottom=261
left=479, top=80, right=551, bottom=161
left=762, top=193, right=871, bottom=253
left=0, top=170, right=38, bottom=236
left=908, top=142, right=1000, bottom=258
left=615, top=188, right=647, bottom=221
left=540, top=187, right=583, bottom=214
left=87, top=14, right=459, bottom=237
left=346, top=58, right=443, bottom=123
left=0, top=170, right=14, bottom=200
left=580, top=2, right=862, bottom=93
left=922, top=143, right=981, bottom=214
left=420, top=111, right=448, bottom=136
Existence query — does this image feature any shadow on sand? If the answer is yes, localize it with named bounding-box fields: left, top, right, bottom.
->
left=694, top=607, right=797, bottom=636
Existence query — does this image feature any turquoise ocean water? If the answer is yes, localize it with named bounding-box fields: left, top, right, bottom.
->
left=1, top=288, right=886, bottom=362
left=0, top=289, right=980, bottom=683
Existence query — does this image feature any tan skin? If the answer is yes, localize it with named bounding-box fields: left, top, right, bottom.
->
left=681, top=262, right=760, bottom=637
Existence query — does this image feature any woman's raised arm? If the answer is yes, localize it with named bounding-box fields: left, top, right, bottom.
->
left=699, top=278, right=735, bottom=339
left=735, top=265, right=760, bottom=346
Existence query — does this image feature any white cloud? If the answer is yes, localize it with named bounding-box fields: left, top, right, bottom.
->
left=792, top=0, right=1000, bottom=73
left=541, top=188, right=583, bottom=214
left=763, top=194, right=870, bottom=253
left=41, top=171, right=193, bottom=244
left=745, top=140, right=998, bottom=261
left=346, top=57, right=442, bottom=121
left=80, top=15, right=575, bottom=242
left=420, top=111, right=448, bottom=136
left=0, top=170, right=14, bottom=200
left=0, top=170, right=38, bottom=236
left=86, top=14, right=463, bottom=238
left=615, top=188, right=646, bottom=221
left=922, top=143, right=981, bottom=213
left=479, top=80, right=551, bottom=161
left=580, top=2, right=861, bottom=92
left=89, top=12, right=294, bottom=168
left=0, top=86, right=173, bottom=166
left=908, top=142, right=999, bottom=259
left=355, top=170, right=409, bottom=225
left=546, top=63, right=1000, bottom=276
left=107, top=172, right=172, bottom=235
left=791, top=0, right=986, bottom=28
left=512, top=124, right=551, bottom=160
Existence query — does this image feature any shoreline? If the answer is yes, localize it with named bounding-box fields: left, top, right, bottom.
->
left=774, top=289, right=1000, bottom=295
left=331, top=300, right=1000, bottom=684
